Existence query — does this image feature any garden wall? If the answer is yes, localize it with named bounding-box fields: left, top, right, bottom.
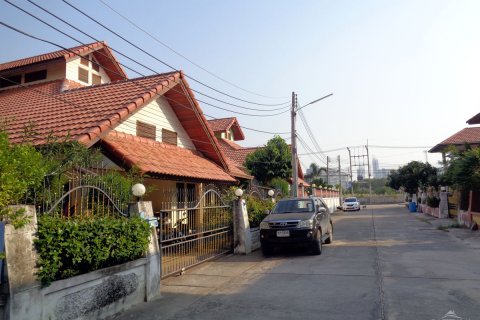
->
left=4, top=204, right=160, bottom=320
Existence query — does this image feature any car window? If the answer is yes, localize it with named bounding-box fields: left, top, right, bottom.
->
left=345, top=198, right=358, bottom=203
left=272, top=199, right=315, bottom=214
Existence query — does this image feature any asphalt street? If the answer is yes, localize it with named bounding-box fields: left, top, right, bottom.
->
left=112, top=204, right=480, bottom=320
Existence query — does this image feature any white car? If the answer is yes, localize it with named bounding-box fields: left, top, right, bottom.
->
left=342, top=197, right=360, bottom=211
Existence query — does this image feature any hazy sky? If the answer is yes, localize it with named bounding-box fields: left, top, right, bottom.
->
left=1, top=0, right=479, bottom=176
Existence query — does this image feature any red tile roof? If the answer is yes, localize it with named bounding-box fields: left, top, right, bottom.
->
left=0, top=71, right=237, bottom=179
left=0, top=72, right=180, bottom=145
left=467, top=113, right=480, bottom=125
left=101, top=131, right=235, bottom=182
left=0, top=41, right=126, bottom=81
left=429, top=127, right=480, bottom=152
left=207, top=117, right=245, bottom=141
left=217, top=138, right=258, bottom=166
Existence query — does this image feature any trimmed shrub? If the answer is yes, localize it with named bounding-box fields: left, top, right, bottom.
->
left=426, top=196, right=440, bottom=208
left=246, top=196, right=275, bottom=228
left=35, top=215, right=151, bottom=285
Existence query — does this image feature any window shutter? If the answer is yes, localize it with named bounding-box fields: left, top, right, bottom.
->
left=78, top=67, right=89, bottom=83
left=162, top=129, right=177, bottom=146
left=136, top=121, right=156, bottom=140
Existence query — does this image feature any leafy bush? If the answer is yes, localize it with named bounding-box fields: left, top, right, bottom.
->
left=270, top=178, right=289, bottom=198
left=246, top=196, right=275, bottom=228
left=35, top=215, right=151, bottom=285
left=426, top=196, right=440, bottom=208
left=0, top=130, right=47, bottom=228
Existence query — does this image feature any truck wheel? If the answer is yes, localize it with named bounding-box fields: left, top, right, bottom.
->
left=325, top=222, right=333, bottom=244
left=311, top=229, right=322, bottom=255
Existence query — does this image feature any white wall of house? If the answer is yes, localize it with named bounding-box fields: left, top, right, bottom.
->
left=115, top=96, right=196, bottom=150
left=66, top=54, right=111, bottom=85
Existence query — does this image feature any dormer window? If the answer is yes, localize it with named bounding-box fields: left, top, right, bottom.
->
left=25, top=70, right=47, bottom=83
left=78, top=67, right=89, bottom=83
left=80, top=56, right=89, bottom=66
left=0, top=74, right=21, bottom=88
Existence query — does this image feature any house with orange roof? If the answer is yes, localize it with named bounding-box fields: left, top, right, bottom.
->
left=207, top=117, right=309, bottom=195
left=429, top=112, right=480, bottom=165
left=0, top=42, right=238, bottom=213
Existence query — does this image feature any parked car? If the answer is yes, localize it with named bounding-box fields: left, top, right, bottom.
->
left=259, top=197, right=333, bottom=256
left=342, top=197, right=360, bottom=211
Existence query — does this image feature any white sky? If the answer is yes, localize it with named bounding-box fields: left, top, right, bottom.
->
left=1, top=0, right=479, bottom=175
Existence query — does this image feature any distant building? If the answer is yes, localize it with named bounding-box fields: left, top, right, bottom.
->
left=372, top=157, right=389, bottom=179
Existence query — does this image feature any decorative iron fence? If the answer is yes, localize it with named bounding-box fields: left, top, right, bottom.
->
left=24, top=164, right=133, bottom=218
left=157, top=186, right=233, bottom=278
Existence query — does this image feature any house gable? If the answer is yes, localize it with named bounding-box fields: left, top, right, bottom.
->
left=0, top=41, right=125, bottom=90
left=115, top=95, right=196, bottom=150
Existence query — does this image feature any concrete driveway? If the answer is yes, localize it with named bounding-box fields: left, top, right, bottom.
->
left=113, top=204, right=480, bottom=320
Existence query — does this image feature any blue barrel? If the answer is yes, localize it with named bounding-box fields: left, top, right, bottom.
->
left=408, top=202, right=417, bottom=212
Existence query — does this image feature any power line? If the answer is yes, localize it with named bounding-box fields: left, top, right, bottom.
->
left=296, top=134, right=327, bottom=166
left=298, top=108, right=327, bottom=162
left=96, top=0, right=288, bottom=100
left=12, top=0, right=291, bottom=115
left=61, top=0, right=290, bottom=107
left=298, top=144, right=434, bottom=156
left=0, top=16, right=288, bottom=120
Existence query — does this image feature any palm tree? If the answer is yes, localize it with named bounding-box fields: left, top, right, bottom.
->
left=305, top=163, right=327, bottom=182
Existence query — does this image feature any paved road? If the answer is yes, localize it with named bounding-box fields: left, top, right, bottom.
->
left=114, top=204, right=480, bottom=320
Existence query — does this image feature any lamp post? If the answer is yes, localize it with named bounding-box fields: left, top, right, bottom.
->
left=235, top=188, right=244, bottom=199
left=291, top=92, right=333, bottom=197
left=132, top=183, right=146, bottom=202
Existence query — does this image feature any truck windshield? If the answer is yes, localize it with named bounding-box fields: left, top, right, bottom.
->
left=272, top=199, right=314, bottom=214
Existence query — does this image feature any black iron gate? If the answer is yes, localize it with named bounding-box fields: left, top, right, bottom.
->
left=158, top=187, right=233, bottom=278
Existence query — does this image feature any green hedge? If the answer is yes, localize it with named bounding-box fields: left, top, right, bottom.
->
left=35, top=215, right=151, bottom=285
left=246, top=196, right=275, bottom=228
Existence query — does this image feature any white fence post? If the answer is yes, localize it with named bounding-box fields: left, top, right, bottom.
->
left=233, top=199, right=252, bottom=255
left=128, top=201, right=161, bottom=301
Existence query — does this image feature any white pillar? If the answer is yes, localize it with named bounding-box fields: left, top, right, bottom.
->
left=233, top=199, right=252, bottom=255
left=129, top=201, right=161, bottom=301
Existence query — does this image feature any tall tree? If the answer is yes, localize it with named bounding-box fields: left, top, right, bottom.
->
left=305, top=163, right=327, bottom=182
left=387, top=161, right=438, bottom=194
left=245, top=136, right=292, bottom=185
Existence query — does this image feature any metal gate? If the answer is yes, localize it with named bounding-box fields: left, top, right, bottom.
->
left=158, top=187, right=233, bottom=278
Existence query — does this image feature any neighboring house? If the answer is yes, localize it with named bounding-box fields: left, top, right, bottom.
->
left=207, top=117, right=308, bottom=194
left=0, top=41, right=238, bottom=214
left=429, top=112, right=480, bottom=165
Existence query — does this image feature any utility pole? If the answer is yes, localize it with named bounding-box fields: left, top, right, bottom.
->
left=291, top=92, right=298, bottom=197
left=290, top=92, right=333, bottom=198
left=366, top=144, right=372, bottom=204
left=326, top=156, right=329, bottom=186
left=338, top=155, right=342, bottom=203
left=347, top=147, right=353, bottom=195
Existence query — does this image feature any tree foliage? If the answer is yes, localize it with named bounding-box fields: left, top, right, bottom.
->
left=444, top=147, right=480, bottom=191
left=387, top=161, right=438, bottom=194
left=0, top=131, right=48, bottom=227
left=245, top=136, right=292, bottom=185
left=304, top=163, right=326, bottom=182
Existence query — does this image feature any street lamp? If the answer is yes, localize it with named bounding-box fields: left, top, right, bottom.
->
left=291, top=92, right=333, bottom=197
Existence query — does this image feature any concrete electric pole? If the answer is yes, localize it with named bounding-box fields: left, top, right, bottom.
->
left=290, top=92, right=333, bottom=198
left=291, top=92, right=298, bottom=197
